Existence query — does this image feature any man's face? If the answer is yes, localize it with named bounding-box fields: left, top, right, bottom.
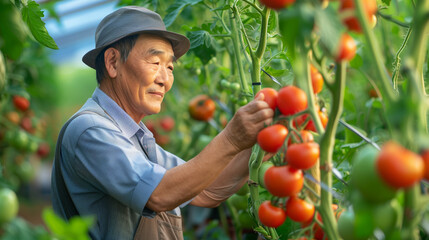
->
left=115, top=34, right=175, bottom=119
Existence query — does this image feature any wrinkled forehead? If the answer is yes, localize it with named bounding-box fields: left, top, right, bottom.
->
left=135, top=33, right=175, bottom=58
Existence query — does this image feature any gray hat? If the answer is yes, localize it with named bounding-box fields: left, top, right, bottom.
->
left=82, top=6, right=190, bottom=69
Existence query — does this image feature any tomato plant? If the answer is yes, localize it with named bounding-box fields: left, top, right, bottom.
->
left=257, top=124, right=288, bottom=153
left=277, top=86, right=308, bottom=116
left=376, top=141, right=424, bottom=189
left=188, top=95, right=216, bottom=121
left=286, top=142, right=320, bottom=170
left=285, top=196, right=315, bottom=223
left=264, top=165, right=304, bottom=197
left=258, top=201, right=287, bottom=228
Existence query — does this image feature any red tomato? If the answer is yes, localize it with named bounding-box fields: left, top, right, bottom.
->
left=376, top=141, right=424, bottom=189
left=160, top=116, right=175, bottom=132
left=277, top=86, right=308, bottom=116
left=310, top=65, right=324, bottom=94
left=255, top=88, right=278, bottom=111
left=288, top=130, right=314, bottom=146
left=295, top=111, right=328, bottom=132
left=264, top=165, right=304, bottom=197
left=339, top=0, right=377, bottom=33
left=286, top=196, right=315, bottom=223
left=12, top=95, right=30, bottom=111
left=155, top=135, right=170, bottom=147
left=336, top=33, right=356, bottom=62
left=258, top=201, right=287, bottom=228
left=257, top=124, right=288, bottom=153
left=37, top=142, right=50, bottom=158
left=286, top=142, right=320, bottom=170
left=421, top=150, right=429, bottom=180
left=188, top=95, right=216, bottom=121
left=20, top=117, right=34, bottom=133
left=258, top=0, right=296, bottom=9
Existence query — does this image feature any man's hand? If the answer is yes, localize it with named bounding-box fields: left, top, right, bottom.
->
left=223, top=93, right=274, bottom=151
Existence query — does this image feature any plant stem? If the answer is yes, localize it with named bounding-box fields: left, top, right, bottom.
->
left=354, top=0, right=398, bottom=103
left=229, top=10, right=251, bottom=95
left=318, top=61, right=347, bottom=240
left=392, top=27, right=412, bottom=90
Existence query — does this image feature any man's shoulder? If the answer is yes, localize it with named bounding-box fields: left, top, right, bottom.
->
left=63, top=99, right=121, bottom=142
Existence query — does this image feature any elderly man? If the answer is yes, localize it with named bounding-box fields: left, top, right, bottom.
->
left=51, top=6, right=273, bottom=240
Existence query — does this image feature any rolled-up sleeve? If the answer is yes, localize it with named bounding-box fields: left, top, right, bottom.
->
left=71, top=126, right=166, bottom=214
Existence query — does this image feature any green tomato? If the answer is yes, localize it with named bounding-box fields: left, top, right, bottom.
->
left=220, top=79, right=231, bottom=89
left=228, top=194, right=248, bottom=211
left=12, top=130, right=29, bottom=151
left=258, top=161, right=274, bottom=188
left=372, top=199, right=401, bottom=234
left=238, top=97, right=248, bottom=106
left=230, top=83, right=241, bottom=92
left=0, top=188, right=19, bottom=225
left=16, top=161, right=35, bottom=183
left=236, top=184, right=249, bottom=196
left=351, top=145, right=397, bottom=204
left=338, top=209, right=360, bottom=240
left=238, top=210, right=255, bottom=229
left=26, top=139, right=39, bottom=153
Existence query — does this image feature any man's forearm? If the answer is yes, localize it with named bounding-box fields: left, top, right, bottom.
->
left=191, top=149, right=252, bottom=208
left=146, top=130, right=242, bottom=212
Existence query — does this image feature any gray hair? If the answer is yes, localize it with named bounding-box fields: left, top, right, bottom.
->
left=95, top=34, right=139, bottom=84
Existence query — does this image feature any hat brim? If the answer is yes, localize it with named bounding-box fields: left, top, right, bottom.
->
left=82, top=30, right=190, bottom=69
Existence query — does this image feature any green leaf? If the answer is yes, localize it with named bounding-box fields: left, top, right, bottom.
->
left=278, top=4, right=314, bottom=59
left=381, top=0, right=391, bottom=6
left=188, top=30, right=214, bottom=49
left=164, top=0, right=203, bottom=27
left=0, top=0, right=28, bottom=60
left=43, top=208, right=68, bottom=236
left=21, top=0, right=58, bottom=49
left=314, top=6, right=343, bottom=58
left=187, top=30, right=217, bottom=64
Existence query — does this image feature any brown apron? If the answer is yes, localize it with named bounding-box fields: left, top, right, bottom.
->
left=134, top=212, right=183, bottom=240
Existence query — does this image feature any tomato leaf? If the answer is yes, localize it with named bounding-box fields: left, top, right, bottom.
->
left=279, top=4, right=314, bottom=59
left=187, top=30, right=217, bottom=64
left=164, top=0, right=203, bottom=27
left=0, top=0, right=28, bottom=60
left=314, top=6, right=343, bottom=58
left=381, top=0, right=391, bottom=6
left=21, top=0, right=58, bottom=50
left=188, top=30, right=215, bottom=49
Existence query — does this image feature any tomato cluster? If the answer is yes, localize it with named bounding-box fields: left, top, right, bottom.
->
left=254, top=86, right=324, bottom=229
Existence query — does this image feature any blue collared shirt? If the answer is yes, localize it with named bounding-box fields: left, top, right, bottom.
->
left=51, top=88, right=188, bottom=240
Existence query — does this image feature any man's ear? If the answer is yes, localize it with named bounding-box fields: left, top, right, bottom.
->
left=104, top=48, right=120, bottom=79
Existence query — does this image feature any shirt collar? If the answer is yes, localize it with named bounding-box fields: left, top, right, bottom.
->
left=92, top=88, right=154, bottom=139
